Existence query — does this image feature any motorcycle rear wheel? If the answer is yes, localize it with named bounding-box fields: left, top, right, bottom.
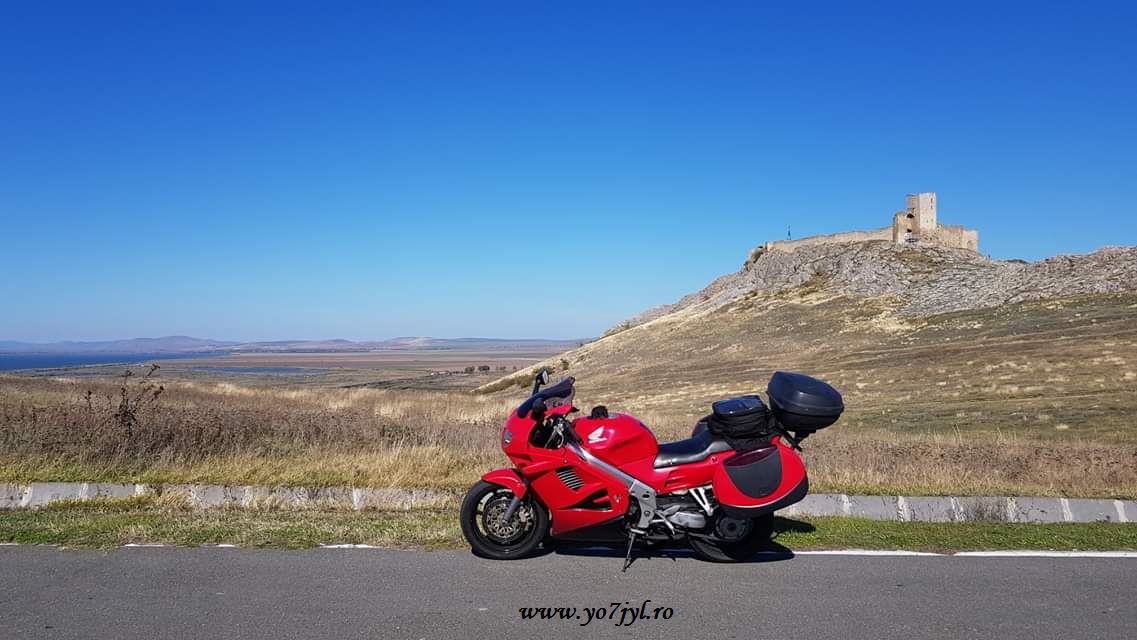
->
left=460, top=481, right=548, bottom=559
left=689, top=515, right=775, bottom=562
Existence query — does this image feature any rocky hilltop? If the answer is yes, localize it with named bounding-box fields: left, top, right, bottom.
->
left=479, top=241, right=1137, bottom=448
left=624, top=242, right=1137, bottom=331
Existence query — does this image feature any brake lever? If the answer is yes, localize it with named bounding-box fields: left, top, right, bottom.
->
left=539, top=417, right=559, bottom=448
left=558, top=416, right=581, bottom=445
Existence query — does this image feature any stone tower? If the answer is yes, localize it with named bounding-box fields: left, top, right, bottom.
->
left=908, top=192, right=936, bottom=230
left=888, top=192, right=978, bottom=251
left=893, top=192, right=937, bottom=243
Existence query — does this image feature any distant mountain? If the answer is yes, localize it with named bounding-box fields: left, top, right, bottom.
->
left=0, top=336, right=584, bottom=354
left=0, top=336, right=237, bottom=354
left=373, top=337, right=586, bottom=351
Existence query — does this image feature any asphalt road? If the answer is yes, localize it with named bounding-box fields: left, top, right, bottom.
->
left=1, top=546, right=1134, bottom=640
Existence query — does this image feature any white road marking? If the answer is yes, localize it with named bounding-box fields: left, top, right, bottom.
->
left=954, top=551, right=1137, bottom=558
left=792, top=550, right=944, bottom=557
left=1060, top=498, right=1074, bottom=523
left=123, top=543, right=166, bottom=548
left=1114, top=500, right=1130, bottom=524
left=318, top=544, right=381, bottom=549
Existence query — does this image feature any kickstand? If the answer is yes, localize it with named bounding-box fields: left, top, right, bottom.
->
left=622, top=531, right=639, bottom=572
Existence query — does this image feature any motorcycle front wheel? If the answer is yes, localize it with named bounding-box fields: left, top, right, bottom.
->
left=460, top=480, right=548, bottom=559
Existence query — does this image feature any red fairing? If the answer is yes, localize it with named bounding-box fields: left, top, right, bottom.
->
left=492, top=388, right=812, bottom=536
left=535, top=452, right=632, bottom=536
left=496, top=404, right=633, bottom=536
left=481, top=468, right=527, bottom=498
left=572, top=414, right=658, bottom=468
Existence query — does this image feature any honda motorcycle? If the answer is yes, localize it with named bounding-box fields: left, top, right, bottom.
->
left=460, top=369, right=843, bottom=567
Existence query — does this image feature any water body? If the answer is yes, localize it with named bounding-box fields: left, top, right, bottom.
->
left=0, top=352, right=214, bottom=371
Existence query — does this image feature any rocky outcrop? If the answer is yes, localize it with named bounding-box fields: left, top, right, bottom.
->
left=618, top=242, right=1137, bottom=329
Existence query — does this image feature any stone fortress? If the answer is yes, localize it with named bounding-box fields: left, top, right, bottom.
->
left=759, top=192, right=980, bottom=255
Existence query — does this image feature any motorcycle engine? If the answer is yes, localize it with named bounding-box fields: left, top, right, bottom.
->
left=660, top=504, right=706, bottom=530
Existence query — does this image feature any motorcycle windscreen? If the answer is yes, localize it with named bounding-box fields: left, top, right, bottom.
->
left=711, top=443, right=808, bottom=515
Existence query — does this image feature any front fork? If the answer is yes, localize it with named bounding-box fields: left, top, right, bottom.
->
left=501, top=496, right=523, bottom=522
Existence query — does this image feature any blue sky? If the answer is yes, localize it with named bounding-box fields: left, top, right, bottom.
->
left=2, top=1, right=1135, bottom=342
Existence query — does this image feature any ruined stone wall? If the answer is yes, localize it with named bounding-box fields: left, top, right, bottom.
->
left=923, top=224, right=979, bottom=251
left=759, top=192, right=978, bottom=256
left=763, top=227, right=893, bottom=253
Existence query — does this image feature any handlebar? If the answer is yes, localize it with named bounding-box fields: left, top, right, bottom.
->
left=554, top=414, right=580, bottom=444
left=536, top=413, right=578, bottom=449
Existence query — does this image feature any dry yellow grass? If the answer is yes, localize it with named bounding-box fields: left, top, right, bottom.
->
left=2, top=368, right=1136, bottom=497
left=472, top=291, right=1137, bottom=497
left=482, top=292, right=1137, bottom=440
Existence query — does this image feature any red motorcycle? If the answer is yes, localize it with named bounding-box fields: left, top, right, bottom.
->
left=460, top=369, right=843, bottom=567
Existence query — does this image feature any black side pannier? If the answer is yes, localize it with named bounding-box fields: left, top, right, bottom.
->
left=706, top=395, right=772, bottom=448
left=766, top=371, right=844, bottom=436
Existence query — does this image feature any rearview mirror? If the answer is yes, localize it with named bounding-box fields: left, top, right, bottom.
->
left=532, top=367, right=551, bottom=394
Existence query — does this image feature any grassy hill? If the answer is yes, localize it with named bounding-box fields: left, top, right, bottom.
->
left=485, top=287, right=1137, bottom=439
left=479, top=243, right=1137, bottom=438
left=472, top=241, right=1137, bottom=497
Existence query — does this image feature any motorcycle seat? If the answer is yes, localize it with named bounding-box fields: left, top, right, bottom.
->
left=653, top=429, right=733, bottom=468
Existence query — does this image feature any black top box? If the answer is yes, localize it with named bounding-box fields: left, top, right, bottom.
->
left=766, top=371, right=844, bottom=432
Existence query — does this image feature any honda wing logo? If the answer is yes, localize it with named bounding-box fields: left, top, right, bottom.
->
left=587, top=427, right=607, bottom=445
